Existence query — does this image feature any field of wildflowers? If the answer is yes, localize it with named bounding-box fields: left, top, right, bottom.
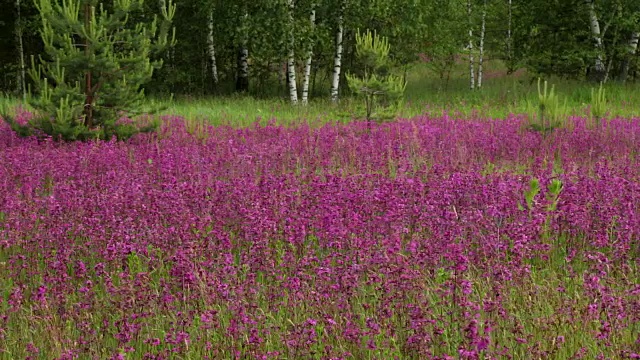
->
left=0, top=109, right=639, bottom=359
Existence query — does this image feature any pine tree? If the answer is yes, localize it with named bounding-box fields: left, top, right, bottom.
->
left=346, top=29, right=406, bottom=123
left=4, top=0, right=175, bottom=141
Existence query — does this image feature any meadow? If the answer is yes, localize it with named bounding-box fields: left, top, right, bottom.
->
left=0, top=65, right=640, bottom=359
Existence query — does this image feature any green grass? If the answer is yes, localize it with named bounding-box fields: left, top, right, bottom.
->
left=404, top=60, right=640, bottom=119
left=162, top=61, right=640, bottom=126
left=2, top=60, right=640, bottom=129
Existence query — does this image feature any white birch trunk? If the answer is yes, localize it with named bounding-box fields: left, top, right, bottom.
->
left=620, top=31, right=639, bottom=82
left=236, top=11, right=249, bottom=92
left=629, top=31, right=639, bottom=54
left=586, top=0, right=605, bottom=77
left=237, top=45, right=249, bottom=91
left=207, top=11, right=219, bottom=85
left=477, top=0, right=486, bottom=89
left=330, top=5, right=344, bottom=103
left=287, top=0, right=298, bottom=104
left=468, top=0, right=475, bottom=90
left=15, top=0, right=26, bottom=100
left=301, top=6, right=316, bottom=106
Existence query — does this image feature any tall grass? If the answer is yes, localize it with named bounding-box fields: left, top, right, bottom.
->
left=2, top=60, right=640, bottom=128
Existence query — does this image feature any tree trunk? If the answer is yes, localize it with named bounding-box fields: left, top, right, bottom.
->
left=477, top=0, right=486, bottom=89
left=301, top=5, right=316, bottom=106
left=236, top=46, right=249, bottom=92
left=207, top=11, right=219, bottom=87
left=619, top=31, right=639, bottom=83
left=15, top=0, right=26, bottom=101
left=586, top=0, right=606, bottom=82
left=603, top=24, right=621, bottom=84
left=467, top=0, right=475, bottom=90
left=330, top=3, right=344, bottom=103
left=287, top=0, right=298, bottom=104
left=603, top=56, right=613, bottom=83
left=236, top=11, right=249, bottom=93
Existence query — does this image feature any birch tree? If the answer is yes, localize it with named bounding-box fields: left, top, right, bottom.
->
left=619, top=31, right=639, bottom=82
left=207, top=10, right=219, bottom=86
left=586, top=0, right=606, bottom=81
left=237, top=46, right=249, bottom=92
left=330, top=0, right=344, bottom=103
left=301, top=3, right=316, bottom=105
left=236, top=9, right=249, bottom=92
left=477, top=0, right=487, bottom=89
left=286, top=0, right=298, bottom=104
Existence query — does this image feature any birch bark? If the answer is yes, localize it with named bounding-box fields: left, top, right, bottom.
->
left=236, top=11, right=249, bottom=92
left=619, top=31, right=639, bottom=83
left=301, top=5, right=316, bottom=105
left=236, top=46, right=249, bottom=92
left=330, top=3, right=344, bottom=103
left=207, top=11, right=219, bottom=86
left=477, top=0, right=486, bottom=89
left=287, top=0, right=298, bottom=104
left=586, top=0, right=606, bottom=81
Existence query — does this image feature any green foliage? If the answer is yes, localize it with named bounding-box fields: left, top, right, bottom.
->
left=3, top=0, right=176, bottom=141
left=519, top=0, right=590, bottom=79
left=527, top=78, right=566, bottom=134
left=127, top=251, right=143, bottom=279
left=546, top=178, right=563, bottom=212
left=519, top=177, right=563, bottom=233
left=420, top=0, right=466, bottom=88
left=2, top=0, right=640, bottom=100
left=346, top=29, right=406, bottom=122
left=522, top=177, right=540, bottom=214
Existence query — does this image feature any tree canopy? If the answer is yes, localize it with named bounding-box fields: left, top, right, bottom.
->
left=1, top=0, right=638, bottom=100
